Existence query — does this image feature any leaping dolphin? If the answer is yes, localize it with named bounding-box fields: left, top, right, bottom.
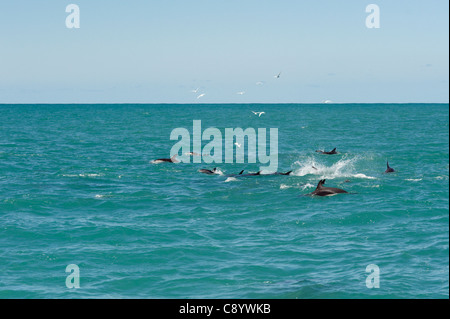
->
left=308, top=179, right=348, bottom=196
left=385, top=161, right=395, bottom=173
left=198, top=168, right=218, bottom=175
left=316, top=148, right=337, bottom=155
left=151, top=154, right=179, bottom=164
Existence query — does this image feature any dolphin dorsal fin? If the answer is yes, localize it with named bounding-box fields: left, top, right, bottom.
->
left=239, top=170, right=244, bottom=175
left=316, top=179, right=325, bottom=189
left=315, top=180, right=322, bottom=190
left=332, top=148, right=336, bottom=152
left=387, top=161, right=390, bottom=168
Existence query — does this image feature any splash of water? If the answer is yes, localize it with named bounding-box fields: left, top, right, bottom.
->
left=291, top=155, right=376, bottom=180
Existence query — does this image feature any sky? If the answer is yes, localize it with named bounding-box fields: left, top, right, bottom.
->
left=0, top=0, right=448, bottom=103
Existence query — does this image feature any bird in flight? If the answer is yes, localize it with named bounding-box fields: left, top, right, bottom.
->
left=274, top=72, right=281, bottom=79
left=237, top=91, right=245, bottom=95
left=191, top=88, right=200, bottom=93
left=197, top=93, right=206, bottom=99
left=234, top=142, right=242, bottom=148
left=252, top=111, right=265, bottom=117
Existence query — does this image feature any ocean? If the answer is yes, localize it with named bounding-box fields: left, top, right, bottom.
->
left=0, top=103, right=448, bottom=299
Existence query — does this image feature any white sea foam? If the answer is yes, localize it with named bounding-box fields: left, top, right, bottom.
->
left=280, top=183, right=315, bottom=190
left=361, top=184, right=380, bottom=188
left=353, top=173, right=377, bottom=180
left=95, top=193, right=113, bottom=198
left=291, top=156, right=376, bottom=180
left=224, top=177, right=238, bottom=183
left=62, top=173, right=102, bottom=178
left=80, top=173, right=101, bottom=177
left=301, top=183, right=316, bottom=190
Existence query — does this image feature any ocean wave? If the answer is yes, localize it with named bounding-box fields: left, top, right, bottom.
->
left=353, top=173, right=377, bottom=180
left=280, top=183, right=315, bottom=190
left=62, top=173, right=102, bottom=178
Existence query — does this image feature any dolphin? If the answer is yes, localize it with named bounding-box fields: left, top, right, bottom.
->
left=232, top=170, right=293, bottom=177
left=151, top=154, right=179, bottom=164
left=308, top=179, right=348, bottom=196
left=230, top=170, right=262, bottom=177
left=198, top=168, right=218, bottom=175
left=223, top=170, right=245, bottom=177
left=316, top=148, right=337, bottom=155
left=226, top=170, right=245, bottom=177
left=385, top=161, right=395, bottom=173
left=240, top=171, right=262, bottom=177
left=268, top=170, right=293, bottom=176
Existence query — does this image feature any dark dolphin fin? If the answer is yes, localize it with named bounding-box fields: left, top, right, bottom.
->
left=315, top=179, right=325, bottom=190
left=283, top=170, right=293, bottom=175
left=239, top=170, right=244, bottom=175
left=256, top=171, right=261, bottom=175
left=314, top=180, right=321, bottom=190
left=385, top=161, right=395, bottom=173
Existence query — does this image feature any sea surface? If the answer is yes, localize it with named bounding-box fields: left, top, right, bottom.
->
left=0, top=103, right=448, bottom=299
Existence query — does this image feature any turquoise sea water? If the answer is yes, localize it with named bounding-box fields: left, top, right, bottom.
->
left=0, top=103, right=448, bottom=299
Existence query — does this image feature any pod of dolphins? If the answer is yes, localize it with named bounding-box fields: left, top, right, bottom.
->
left=152, top=147, right=395, bottom=197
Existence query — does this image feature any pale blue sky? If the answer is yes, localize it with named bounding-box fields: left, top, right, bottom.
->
left=0, top=0, right=448, bottom=103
